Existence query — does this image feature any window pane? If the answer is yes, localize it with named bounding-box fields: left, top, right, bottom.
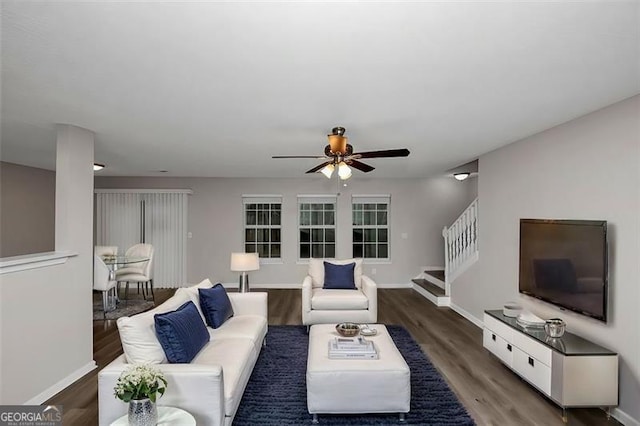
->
left=378, top=229, right=388, bottom=243
left=311, top=203, right=323, bottom=210
left=246, top=204, right=257, bottom=210
left=364, top=203, right=375, bottom=210
left=353, top=229, right=363, bottom=242
left=257, top=211, right=269, bottom=225
left=245, top=228, right=256, bottom=242
left=312, top=244, right=324, bottom=258
left=271, top=244, right=281, bottom=258
left=311, top=211, right=323, bottom=225
left=300, top=211, right=310, bottom=226
left=257, top=244, right=269, bottom=257
left=377, top=203, right=387, bottom=210
left=364, top=244, right=376, bottom=258
left=324, top=203, right=333, bottom=210
left=324, top=211, right=334, bottom=225
left=301, top=203, right=310, bottom=211
left=363, top=211, right=375, bottom=226
left=353, top=203, right=362, bottom=211
left=378, top=244, right=388, bottom=258
left=376, top=211, right=387, bottom=225
left=259, top=228, right=270, bottom=242
left=325, top=244, right=335, bottom=258
left=353, top=211, right=363, bottom=226
left=353, top=244, right=363, bottom=258
left=325, top=228, right=335, bottom=243
left=271, top=203, right=281, bottom=210
left=300, top=244, right=310, bottom=258
left=364, top=229, right=376, bottom=242
left=311, top=229, right=323, bottom=242
left=271, top=228, right=281, bottom=243
left=245, top=243, right=256, bottom=253
left=300, top=228, right=310, bottom=243
left=246, top=210, right=257, bottom=225
left=271, top=210, right=281, bottom=225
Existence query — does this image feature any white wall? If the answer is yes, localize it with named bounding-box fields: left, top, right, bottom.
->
left=451, top=95, right=640, bottom=423
left=0, top=125, right=96, bottom=404
left=95, top=175, right=476, bottom=286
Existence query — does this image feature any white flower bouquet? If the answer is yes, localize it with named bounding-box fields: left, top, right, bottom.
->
left=114, top=364, right=167, bottom=403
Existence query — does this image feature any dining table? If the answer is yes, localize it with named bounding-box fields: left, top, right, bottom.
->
left=101, top=255, right=150, bottom=301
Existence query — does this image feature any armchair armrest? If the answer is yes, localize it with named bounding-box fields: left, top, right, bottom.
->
left=361, top=275, right=378, bottom=321
left=228, top=292, right=268, bottom=318
left=302, top=275, right=313, bottom=324
left=98, top=355, right=225, bottom=426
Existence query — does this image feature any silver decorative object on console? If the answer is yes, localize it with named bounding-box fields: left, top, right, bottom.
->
left=544, top=318, right=566, bottom=338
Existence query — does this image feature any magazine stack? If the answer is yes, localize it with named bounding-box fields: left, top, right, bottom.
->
left=328, top=336, right=379, bottom=359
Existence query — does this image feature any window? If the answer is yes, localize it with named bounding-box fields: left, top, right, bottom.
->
left=352, top=196, right=390, bottom=259
left=243, top=196, right=282, bottom=259
left=298, top=196, right=337, bottom=259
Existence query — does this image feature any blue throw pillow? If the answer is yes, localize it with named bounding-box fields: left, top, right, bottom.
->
left=323, top=262, right=356, bottom=289
left=199, top=283, right=234, bottom=328
left=154, top=301, right=209, bottom=363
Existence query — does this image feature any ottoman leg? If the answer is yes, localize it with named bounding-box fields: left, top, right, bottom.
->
left=311, top=414, right=319, bottom=424
left=399, top=413, right=406, bottom=422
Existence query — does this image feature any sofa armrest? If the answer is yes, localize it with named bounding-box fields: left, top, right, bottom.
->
left=228, top=291, right=268, bottom=318
left=362, top=275, right=378, bottom=320
left=98, top=355, right=225, bottom=426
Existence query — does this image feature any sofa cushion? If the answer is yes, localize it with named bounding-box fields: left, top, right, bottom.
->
left=199, top=283, right=234, bottom=328
left=323, top=261, right=356, bottom=289
left=117, top=289, right=193, bottom=364
left=311, top=288, right=369, bottom=310
left=154, top=301, right=210, bottom=363
left=208, top=315, right=267, bottom=349
left=192, top=337, right=258, bottom=417
left=309, top=258, right=363, bottom=289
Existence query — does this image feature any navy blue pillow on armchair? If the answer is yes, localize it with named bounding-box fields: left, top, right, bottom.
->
left=323, top=261, right=356, bottom=289
left=199, top=283, right=234, bottom=328
left=154, top=301, right=209, bottom=363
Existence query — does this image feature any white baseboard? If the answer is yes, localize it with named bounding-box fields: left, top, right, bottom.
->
left=378, top=283, right=413, bottom=289
left=611, top=407, right=640, bottom=426
left=449, top=302, right=483, bottom=329
left=24, top=361, right=97, bottom=405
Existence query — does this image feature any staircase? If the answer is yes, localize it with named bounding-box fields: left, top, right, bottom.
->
left=413, top=198, right=479, bottom=306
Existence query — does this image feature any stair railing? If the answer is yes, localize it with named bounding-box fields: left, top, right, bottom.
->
left=442, top=198, right=478, bottom=295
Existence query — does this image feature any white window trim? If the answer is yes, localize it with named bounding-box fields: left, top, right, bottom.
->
left=242, top=195, right=283, bottom=261
left=352, top=195, right=391, bottom=261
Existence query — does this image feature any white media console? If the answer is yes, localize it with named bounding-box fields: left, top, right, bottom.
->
left=483, top=310, right=618, bottom=421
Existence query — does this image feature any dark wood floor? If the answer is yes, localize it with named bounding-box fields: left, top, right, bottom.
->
left=47, top=289, right=620, bottom=425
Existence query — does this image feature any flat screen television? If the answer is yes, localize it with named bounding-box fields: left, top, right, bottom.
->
left=519, top=219, right=608, bottom=322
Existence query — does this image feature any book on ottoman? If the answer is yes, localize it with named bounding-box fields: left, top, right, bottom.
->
left=328, top=337, right=378, bottom=359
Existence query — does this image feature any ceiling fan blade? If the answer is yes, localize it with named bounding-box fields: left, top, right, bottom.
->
left=352, top=148, right=410, bottom=159
left=305, top=161, right=333, bottom=174
left=272, top=155, right=326, bottom=159
left=348, top=159, right=375, bottom=173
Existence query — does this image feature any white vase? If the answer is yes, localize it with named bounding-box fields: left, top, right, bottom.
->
left=128, top=398, right=157, bottom=426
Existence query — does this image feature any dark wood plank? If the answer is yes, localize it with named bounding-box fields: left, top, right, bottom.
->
left=411, top=278, right=446, bottom=297
left=45, top=288, right=620, bottom=426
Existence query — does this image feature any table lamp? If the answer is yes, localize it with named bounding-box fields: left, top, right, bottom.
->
left=230, top=252, right=260, bottom=292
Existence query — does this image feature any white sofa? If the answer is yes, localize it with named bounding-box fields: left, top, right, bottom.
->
left=98, top=279, right=268, bottom=426
left=302, top=258, right=378, bottom=326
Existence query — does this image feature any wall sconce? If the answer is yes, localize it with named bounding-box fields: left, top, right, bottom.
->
left=93, top=163, right=105, bottom=171
left=454, top=172, right=470, bottom=181
left=230, top=252, right=260, bottom=292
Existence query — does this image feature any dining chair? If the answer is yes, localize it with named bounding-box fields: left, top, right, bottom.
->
left=115, top=243, right=155, bottom=301
left=94, top=255, right=118, bottom=319
left=95, top=245, right=118, bottom=257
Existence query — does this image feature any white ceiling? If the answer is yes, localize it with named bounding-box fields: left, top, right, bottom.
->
left=1, top=1, right=638, bottom=178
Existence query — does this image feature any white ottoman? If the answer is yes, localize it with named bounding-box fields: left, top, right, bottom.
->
left=306, top=324, right=410, bottom=423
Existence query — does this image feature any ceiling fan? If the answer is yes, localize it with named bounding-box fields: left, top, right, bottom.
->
left=272, top=127, right=410, bottom=179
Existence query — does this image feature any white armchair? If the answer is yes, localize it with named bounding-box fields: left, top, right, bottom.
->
left=302, top=258, right=377, bottom=326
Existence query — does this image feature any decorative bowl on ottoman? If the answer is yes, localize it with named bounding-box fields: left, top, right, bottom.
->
left=336, top=322, right=360, bottom=337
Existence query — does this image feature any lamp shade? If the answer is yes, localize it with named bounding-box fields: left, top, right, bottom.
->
left=338, top=162, right=352, bottom=180
left=230, top=252, right=260, bottom=272
left=320, top=164, right=335, bottom=179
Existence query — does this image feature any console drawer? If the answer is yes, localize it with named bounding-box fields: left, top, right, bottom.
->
left=483, top=313, right=514, bottom=342
left=483, top=328, right=513, bottom=367
left=513, top=346, right=551, bottom=395
left=513, top=331, right=552, bottom=367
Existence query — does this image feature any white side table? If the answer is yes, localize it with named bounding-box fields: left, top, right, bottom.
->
left=110, top=406, right=196, bottom=425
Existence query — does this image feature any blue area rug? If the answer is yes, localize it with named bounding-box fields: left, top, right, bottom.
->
left=234, top=325, right=475, bottom=425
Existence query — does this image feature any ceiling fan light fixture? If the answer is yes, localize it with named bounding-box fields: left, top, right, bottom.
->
left=328, top=134, right=347, bottom=154
left=320, top=164, right=334, bottom=179
left=338, top=162, right=352, bottom=180
left=454, top=172, right=470, bottom=181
